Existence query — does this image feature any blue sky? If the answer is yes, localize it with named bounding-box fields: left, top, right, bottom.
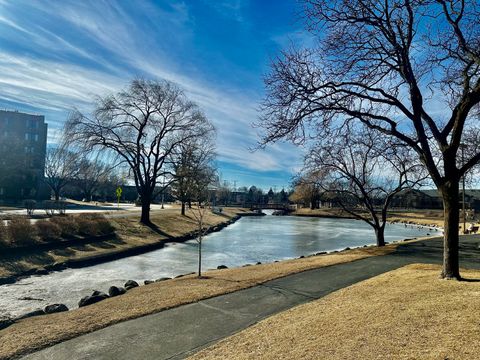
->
left=0, top=0, right=310, bottom=191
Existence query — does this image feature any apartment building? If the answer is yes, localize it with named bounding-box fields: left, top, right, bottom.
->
left=0, top=110, right=48, bottom=200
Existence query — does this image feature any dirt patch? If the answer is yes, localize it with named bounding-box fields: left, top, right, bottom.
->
left=0, top=244, right=400, bottom=359
left=190, top=264, right=480, bottom=360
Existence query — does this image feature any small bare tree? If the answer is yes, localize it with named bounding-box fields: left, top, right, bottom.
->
left=44, top=145, right=80, bottom=201
left=76, top=153, right=118, bottom=202
left=305, top=127, right=426, bottom=246
left=170, top=133, right=216, bottom=215
left=66, top=79, right=214, bottom=224
left=190, top=190, right=212, bottom=278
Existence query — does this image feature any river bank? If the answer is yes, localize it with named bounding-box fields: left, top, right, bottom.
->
left=293, top=208, right=446, bottom=229
left=0, top=207, right=251, bottom=285
left=0, top=241, right=412, bottom=360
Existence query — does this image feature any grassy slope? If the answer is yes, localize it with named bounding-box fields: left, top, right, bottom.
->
left=190, top=264, right=480, bottom=360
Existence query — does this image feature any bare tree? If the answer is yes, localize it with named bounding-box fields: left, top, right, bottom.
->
left=170, top=135, right=216, bottom=216
left=44, top=146, right=79, bottom=201
left=306, top=127, right=426, bottom=246
left=190, top=198, right=211, bottom=278
left=76, top=154, right=118, bottom=202
left=290, top=172, right=323, bottom=209
left=66, top=79, right=214, bottom=224
left=260, top=0, right=480, bottom=279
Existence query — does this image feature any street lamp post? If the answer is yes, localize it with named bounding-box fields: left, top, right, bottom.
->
left=461, top=144, right=466, bottom=234
left=161, top=176, right=165, bottom=210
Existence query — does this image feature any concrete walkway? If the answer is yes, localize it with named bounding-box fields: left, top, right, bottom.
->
left=22, top=236, right=480, bottom=360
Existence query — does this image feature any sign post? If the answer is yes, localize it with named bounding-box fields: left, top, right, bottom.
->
left=116, top=186, right=122, bottom=209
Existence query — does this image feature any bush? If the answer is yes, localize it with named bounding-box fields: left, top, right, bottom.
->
left=44, top=200, right=67, bottom=216
left=8, top=217, right=37, bottom=246
left=50, top=216, right=79, bottom=238
left=24, top=199, right=37, bottom=216
left=75, top=217, right=100, bottom=237
left=0, top=220, right=8, bottom=246
left=75, top=214, right=115, bottom=237
left=35, top=219, right=61, bottom=241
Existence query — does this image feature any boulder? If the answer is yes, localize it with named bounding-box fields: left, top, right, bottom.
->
left=175, top=272, right=195, bottom=279
left=15, top=309, right=45, bottom=321
left=0, top=316, right=14, bottom=330
left=78, top=292, right=109, bottom=307
left=144, top=280, right=154, bottom=285
left=256, top=262, right=262, bottom=265
left=91, top=290, right=108, bottom=297
left=155, top=277, right=171, bottom=282
left=124, top=280, right=139, bottom=290
left=217, top=265, right=228, bottom=270
left=34, top=268, right=49, bottom=276
left=44, top=304, right=69, bottom=314
left=108, top=286, right=126, bottom=297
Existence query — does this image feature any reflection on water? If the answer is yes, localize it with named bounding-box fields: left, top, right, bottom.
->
left=0, top=215, right=435, bottom=317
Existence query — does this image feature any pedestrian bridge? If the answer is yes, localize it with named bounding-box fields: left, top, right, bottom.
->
left=249, top=203, right=295, bottom=211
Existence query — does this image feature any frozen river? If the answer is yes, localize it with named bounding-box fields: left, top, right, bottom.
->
left=0, top=214, right=436, bottom=317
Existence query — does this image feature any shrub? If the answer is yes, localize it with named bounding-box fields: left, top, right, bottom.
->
left=75, top=217, right=100, bottom=237
left=24, top=199, right=37, bottom=216
left=75, top=214, right=115, bottom=237
left=8, top=217, right=37, bottom=246
left=35, top=219, right=61, bottom=241
left=0, top=220, right=8, bottom=246
left=50, top=216, right=79, bottom=238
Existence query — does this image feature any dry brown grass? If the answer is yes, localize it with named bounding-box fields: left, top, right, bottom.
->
left=190, top=264, right=480, bottom=360
left=295, top=208, right=447, bottom=228
left=0, top=244, right=398, bottom=360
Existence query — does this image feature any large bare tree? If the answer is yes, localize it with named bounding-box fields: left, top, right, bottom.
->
left=67, top=79, right=214, bottom=224
left=305, top=127, right=425, bottom=246
left=260, top=0, right=480, bottom=279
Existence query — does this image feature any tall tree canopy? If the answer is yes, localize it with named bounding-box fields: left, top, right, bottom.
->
left=260, top=0, right=480, bottom=279
left=67, top=79, right=214, bottom=224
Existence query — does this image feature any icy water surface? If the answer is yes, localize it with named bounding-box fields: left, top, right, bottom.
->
left=0, top=214, right=436, bottom=317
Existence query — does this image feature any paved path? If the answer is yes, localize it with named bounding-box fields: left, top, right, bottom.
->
left=22, top=236, right=480, bottom=360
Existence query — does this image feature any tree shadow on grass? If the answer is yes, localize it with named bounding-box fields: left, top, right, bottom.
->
left=145, top=222, right=172, bottom=239
left=70, top=244, right=97, bottom=252
left=459, top=278, right=480, bottom=282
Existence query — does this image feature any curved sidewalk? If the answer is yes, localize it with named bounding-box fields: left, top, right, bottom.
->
left=22, top=236, right=480, bottom=360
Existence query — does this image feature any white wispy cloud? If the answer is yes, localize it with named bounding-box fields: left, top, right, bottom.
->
left=0, top=0, right=302, bottom=175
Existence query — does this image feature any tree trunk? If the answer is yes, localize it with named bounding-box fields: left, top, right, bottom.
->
left=140, top=197, right=151, bottom=225
left=440, top=181, right=461, bottom=280
left=181, top=202, right=186, bottom=216
left=198, top=237, right=202, bottom=277
left=54, top=190, right=60, bottom=201
left=375, top=226, right=385, bottom=247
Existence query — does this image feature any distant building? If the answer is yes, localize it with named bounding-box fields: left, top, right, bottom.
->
left=391, top=189, right=480, bottom=211
left=0, top=110, right=48, bottom=200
